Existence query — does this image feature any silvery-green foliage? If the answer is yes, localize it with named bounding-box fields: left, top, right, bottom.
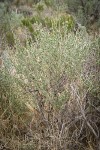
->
left=4, top=26, right=92, bottom=108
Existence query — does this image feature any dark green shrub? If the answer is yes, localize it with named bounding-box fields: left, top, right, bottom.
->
left=30, top=15, right=43, bottom=24
left=6, top=31, right=15, bottom=46
left=30, top=16, right=39, bottom=24
left=22, top=18, right=40, bottom=40
left=22, top=18, right=31, bottom=27
left=44, top=0, right=53, bottom=7
left=28, top=24, right=34, bottom=32
left=66, top=0, right=100, bottom=27
left=36, top=4, right=44, bottom=12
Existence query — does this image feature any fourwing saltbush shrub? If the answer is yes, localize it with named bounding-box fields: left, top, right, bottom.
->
left=0, top=24, right=99, bottom=149
left=2, top=26, right=92, bottom=109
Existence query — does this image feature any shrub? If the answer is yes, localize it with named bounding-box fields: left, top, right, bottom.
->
left=66, top=0, right=100, bottom=28
left=0, top=3, right=23, bottom=48
left=44, top=0, right=53, bottom=7
left=0, top=23, right=99, bottom=149
left=30, top=15, right=41, bottom=24
left=36, top=3, right=44, bottom=12
left=22, top=18, right=31, bottom=27
left=40, top=14, right=75, bottom=31
left=6, top=31, right=15, bottom=46
left=5, top=26, right=91, bottom=109
left=22, top=18, right=40, bottom=40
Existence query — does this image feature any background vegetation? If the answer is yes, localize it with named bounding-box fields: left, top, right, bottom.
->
left=0, top=0, right=100, bottom=149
